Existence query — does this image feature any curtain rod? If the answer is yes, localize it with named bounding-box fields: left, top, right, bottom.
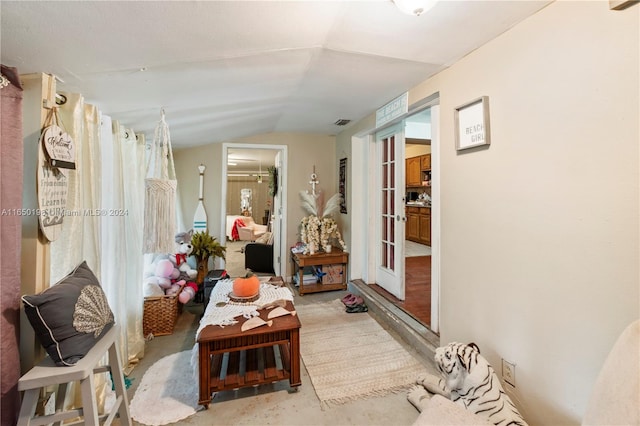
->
left=55, top=93, right=67, bottom=105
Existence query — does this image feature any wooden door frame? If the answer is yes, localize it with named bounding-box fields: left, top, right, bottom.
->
left=220, top=143, right=288, bottom=276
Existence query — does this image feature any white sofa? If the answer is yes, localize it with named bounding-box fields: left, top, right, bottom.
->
left=413, top=319, right=640, bottom=426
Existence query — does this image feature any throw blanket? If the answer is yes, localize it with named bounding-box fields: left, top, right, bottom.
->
left=194, top=278, right=294, bottom=339
left=190, top=278, right=294, bottom=381
left=231, top=218, right=245, bottom=241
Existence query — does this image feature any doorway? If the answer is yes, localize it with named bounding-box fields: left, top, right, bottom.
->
left=356, top=99, right=440, bottom=335
left=370, top=109, right=432, bottom=327
left=220, top=143, right=288, bottom=276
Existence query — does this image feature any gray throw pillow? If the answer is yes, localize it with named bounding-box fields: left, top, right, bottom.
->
left=22, top=261, right=114, bottom=366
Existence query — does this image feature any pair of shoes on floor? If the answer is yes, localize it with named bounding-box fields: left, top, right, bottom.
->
left=346, top=303, right=368, bottom=313
left=341, top=293, right=363, bottom=307
left=341, top=293, right=367, bottom=313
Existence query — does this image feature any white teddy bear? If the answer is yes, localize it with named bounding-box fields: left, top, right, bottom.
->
left=169, top=229, right=197, bottom=280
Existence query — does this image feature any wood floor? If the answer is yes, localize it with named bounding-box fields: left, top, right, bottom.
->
left=370, top=255, right=431, bottom=328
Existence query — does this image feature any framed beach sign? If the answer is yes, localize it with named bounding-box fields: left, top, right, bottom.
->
left=455, top=96, right=490, bottom=151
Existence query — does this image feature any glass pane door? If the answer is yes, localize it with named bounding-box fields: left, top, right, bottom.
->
left=375, top=124, right=405, bottom=299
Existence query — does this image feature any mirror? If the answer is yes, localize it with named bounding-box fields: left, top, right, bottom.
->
left=240, top=188, right=252, bottom=216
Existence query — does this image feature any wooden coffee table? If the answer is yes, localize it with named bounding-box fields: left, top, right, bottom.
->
left=196, top=300, right=301, bottom=407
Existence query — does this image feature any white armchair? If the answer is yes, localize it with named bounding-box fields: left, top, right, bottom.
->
left=237, top=216, right=268, bottom=242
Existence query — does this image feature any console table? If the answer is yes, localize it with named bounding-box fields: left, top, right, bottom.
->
left=291, top=248, right=349, bottom=295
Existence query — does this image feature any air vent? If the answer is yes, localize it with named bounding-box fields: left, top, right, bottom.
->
left=334, top=119, right=351, bottom=126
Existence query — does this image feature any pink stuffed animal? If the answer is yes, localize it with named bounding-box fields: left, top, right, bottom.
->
left=178, top=282, right=198, bottom=304
left=165, top=282, right=183, bottom=296
left=148, top=259, right=180, bottom=290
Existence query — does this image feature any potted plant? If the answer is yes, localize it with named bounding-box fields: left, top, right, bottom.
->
left=190, top=231, right=226, bottom=285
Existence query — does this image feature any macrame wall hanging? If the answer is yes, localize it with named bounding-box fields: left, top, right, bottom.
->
left=143, top=109, right=177, bottom=253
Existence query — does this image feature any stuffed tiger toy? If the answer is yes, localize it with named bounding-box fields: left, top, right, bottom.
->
left=408, top=342, right=528, bottom=426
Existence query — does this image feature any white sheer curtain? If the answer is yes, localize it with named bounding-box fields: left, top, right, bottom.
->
left=101, top=117, right=145, bottom=371
left=49, top=92, right=106, bottom=409
left=46, top=97, right=146, bottom=411
left=50, top=93, right=99, bottom=281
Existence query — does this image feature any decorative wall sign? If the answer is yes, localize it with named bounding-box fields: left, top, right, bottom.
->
left=41, top=125, right=76, bottom=169
left=37, top=134, right=68, bottom=241
left=455, top=96, right=491, bottom=151
left=376, top=92, right=408, bottom=128
left=41, top=108, right=76, bottom=169
left=339, top=158, right=347, bottom=214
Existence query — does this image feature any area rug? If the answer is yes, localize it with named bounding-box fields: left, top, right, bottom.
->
left=129, top=350, right=200, bottom=425
left=296, top=299, right=425, bottom=406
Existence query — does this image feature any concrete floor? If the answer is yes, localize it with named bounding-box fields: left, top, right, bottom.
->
left=125, top=287, right=437, bottom=426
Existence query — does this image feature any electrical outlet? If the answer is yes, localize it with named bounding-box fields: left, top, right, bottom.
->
left=502, top=359, right=516, bottom=387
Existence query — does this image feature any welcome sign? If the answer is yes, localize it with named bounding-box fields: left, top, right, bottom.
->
left=42, top=124, right=76, bottom=169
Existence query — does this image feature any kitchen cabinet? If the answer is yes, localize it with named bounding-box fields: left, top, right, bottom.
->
left=420, top=154, right=431, bottom=171
left=407, top=154, right=431, bottom=188
left=406, top=206, right=431, bottom=245
left=418, top=211, right=431, bottom=245
left=406, top=157, right=422, bottom=186
left=406, top=208, right=420, bottom=241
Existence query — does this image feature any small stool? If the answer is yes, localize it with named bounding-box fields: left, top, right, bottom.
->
left=18, top=325, right=131, bottom=426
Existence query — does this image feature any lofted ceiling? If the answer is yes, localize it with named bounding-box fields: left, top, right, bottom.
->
left=1, top=0, right=551, bottom=153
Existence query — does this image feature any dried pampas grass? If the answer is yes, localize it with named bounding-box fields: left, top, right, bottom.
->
left=299, top=190, right=342, bottom=218
left=322, top=193, right=342, bottom=218
left=299, top=190, right=318, bottom=216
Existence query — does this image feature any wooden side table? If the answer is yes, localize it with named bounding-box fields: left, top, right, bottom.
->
left=290, top=248, right=349, bottom=295
left=197, top=300, right=301, bottom=408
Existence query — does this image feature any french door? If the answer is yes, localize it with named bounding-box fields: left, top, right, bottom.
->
left=375, top=123, right=405, bottom=300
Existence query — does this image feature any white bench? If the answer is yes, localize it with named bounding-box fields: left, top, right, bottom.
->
left=18, top=325, right=131, bottom=426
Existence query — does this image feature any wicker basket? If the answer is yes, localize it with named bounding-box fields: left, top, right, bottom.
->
left=143, top=289, right=182, bottom=337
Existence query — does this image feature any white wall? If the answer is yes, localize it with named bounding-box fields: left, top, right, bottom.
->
left=338, top=1, right=639, bottom=424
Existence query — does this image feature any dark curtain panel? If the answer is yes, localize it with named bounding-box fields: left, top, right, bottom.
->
left=1, top=65, right=23, bottom=426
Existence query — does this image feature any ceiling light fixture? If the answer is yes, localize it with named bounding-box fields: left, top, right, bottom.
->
left=392, top=0, right=437, bottom=16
